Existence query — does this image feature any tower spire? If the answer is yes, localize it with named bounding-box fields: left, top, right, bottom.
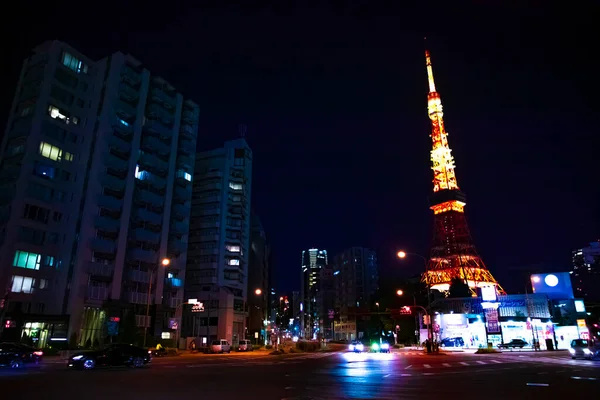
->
left=421, top=45, right=504, bottom=295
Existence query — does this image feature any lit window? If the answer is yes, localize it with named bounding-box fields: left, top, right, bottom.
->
left=13, top=250, right=42, bottom=270
left=134, top=165, right=149, bottom=180
left=11, top=276, right=35, bottom=294
left=226, top=245, right=241, bottom=253
left=39, top=141, right=73, bottom=162
left=39, top=279, right=49, bottom=289
left=176, top=169, right=192, bottom=182
left=119, top=119, right=129, bottom=127
left=48, top=105, right=78, bottom=125
left=229, top=182, right=243, bottom=191
left=45, top=256, right=55, bottom=267
left=228, top=259, right=240, bottom=266
left=61, top=52, right=89, bottom=74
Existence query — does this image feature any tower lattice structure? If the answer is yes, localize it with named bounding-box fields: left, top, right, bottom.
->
left=422, top=49, right=504, bottom=294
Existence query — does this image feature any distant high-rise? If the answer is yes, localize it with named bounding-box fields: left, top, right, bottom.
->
left=0, top=40, right=198, bottom=346
left=247, top=211, right=270, bottom=342
left=184, top=139, right=252, bottom=346
left=572, top=241, right=600, bottom=302
left=300, top=248, right=327, bottom=339
left=333, top=247, right=379, bottom=340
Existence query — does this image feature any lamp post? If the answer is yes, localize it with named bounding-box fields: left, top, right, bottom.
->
left=143, top=257, right=170, bottom=348
left=397, top=251, right=435, bottom=351
left=397, top=289, right=430, bottom=348
left=255, top=288, right=268, bottom=346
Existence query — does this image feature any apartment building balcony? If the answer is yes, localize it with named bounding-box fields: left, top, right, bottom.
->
left=135, top=208, right=162, bottom=225
left=200, top=170, right=223, bottom=180
left=199, top=195, right=221, bottom=204
left=88, top=262, right=114, bottom=279
left=106, top=152, right=129, bottom=173
left=128, top=248, right=157, bottom=264
left=150, top=87, right=177, bottom=110
left=180, top=124, right=196, bottom=140
left=90, top=237, right=117, bottom=254
left=199, top=248, right=219, bottom=256
left=97, top=194, right=123, bottom=211
left=129, top=269, right=150, bottom=283
left=147, top=104, right=173, bottom=127
left=173, top=185, right=190, bottom=202
left=100, top=172, right=126, bottom=192
left=168, top=240, right=186, bottom=256
left=140, top=136, right=170, bottom=157
left=171, top=221, right=189, bottom=235
left=164, top=277, right=183, bottom=288
left=94, top=215, right=120, bottom=232
left=177, top=154, right=193, bottom=169
left=87, top=286, right=109, bottom=301
left=199, top=221, right=220, bottom=229
left=139, top=152, right=169, bottom=173
left=172, top=203, right=191, bottom=219
left=113, top=121, right=134, bottom=141
left=121, top=65, right=141, bottom=87
left=130, top=228, right=161, bottom=244
left=128, top=291, right=149, bottom=305
left=143, top=118, right=173, bottom=140
left=118, top=82, right=139, bottom=103
left=145, top=174, right=167, bottom=190
left=136, top=187, right=164, bottom=207
left=107, top=134, right=132, bottom=156
left=182, top=109, right=198, bottom=124
left=177, top=139, right=194, bottom=156
left=116, top=99, right=138, bottom=120
left=201, top=182, right=222, bottom=191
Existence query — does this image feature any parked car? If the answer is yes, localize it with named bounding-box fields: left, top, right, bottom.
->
left=210, top=340, right=231, bottom=353
left=498, top=339, right=528, bottom=349
left=67, top=343, right=151, bottom=370
left=238, top=339, right=253, bottom=352
left=440, top=337, right=465, bottom=348
left=569, top=339, right=600, bottom=360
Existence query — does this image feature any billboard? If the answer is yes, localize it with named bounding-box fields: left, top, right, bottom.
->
left=530, top=272, right=574, bottom=300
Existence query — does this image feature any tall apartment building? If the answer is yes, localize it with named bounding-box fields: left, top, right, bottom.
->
left=247, top=211, right=270, bottom=342
left=184, top=139, right=252, bottom=346
left=0, top=41, right=198, bottom=347
left=300, top=248, right=327, bottom=339
left=572, top=241, right=600, bottom=302
left=317, top=265, right=336, bottom=339
left=333, top=247, right=379, bottom=340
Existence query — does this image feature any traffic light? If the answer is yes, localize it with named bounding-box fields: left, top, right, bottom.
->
left=423, top=315, right=431, bottom=325
left=400, top=306, right=411, bottom=315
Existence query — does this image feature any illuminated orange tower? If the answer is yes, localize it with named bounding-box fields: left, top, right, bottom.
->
left=423, top=49, right=504, bottom=294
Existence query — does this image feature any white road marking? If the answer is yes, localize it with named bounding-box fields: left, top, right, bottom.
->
left=401, top=373, right=412, bottom=377
left=526, top=383, right=549, bottom=387
left=490, top=360, right=502, bottom=364
left=442, top=363, right=451, bottom=367
left=383, top=374, right=391, bottom=378
left=459, top=362, right=469, bottom=366
left=424, top=364, right=432, bottom=369
left=476, top=361, right=486, bottom=365
left=572, top=376, right=597, bottom=381
left=424, top=372, right=435, bottom=375
left=405, top=365, right=412, bottom=369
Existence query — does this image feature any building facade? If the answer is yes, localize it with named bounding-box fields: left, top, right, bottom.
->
left=300, top=248, right=327, bottom=339
left=317, top=265, right=336, bottom=339
left=0, top=40, right=198, bottom=347
left=184, top=139, right=252, bottom=347
left=247, top=212, right=270, bottom=343
left=333, top=247, right=379, bottom=340
left=572, top=241, right=600, bottom=302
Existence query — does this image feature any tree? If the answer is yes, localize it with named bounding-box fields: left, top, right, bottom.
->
left=448, top=278, right=471, bottom=298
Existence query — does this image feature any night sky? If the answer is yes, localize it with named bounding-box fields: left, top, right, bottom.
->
left=2, top=3, right=598, bottom=294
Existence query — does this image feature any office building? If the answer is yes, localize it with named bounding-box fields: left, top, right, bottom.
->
left=317, top=265, right=336, bottom=339
left=0, top=40, right=199, bottom=347
left=572, top=241, right=600, bottom=302
left=184, top=139, right=252, bottom=346
left=247, top=211, right=270, bottom=343
left=333, top=247, right=379, bottom=340
left=300, top=248, right=327, bottom=339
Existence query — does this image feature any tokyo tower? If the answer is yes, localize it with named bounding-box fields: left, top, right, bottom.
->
left=422, top=48, right=504, bottom=294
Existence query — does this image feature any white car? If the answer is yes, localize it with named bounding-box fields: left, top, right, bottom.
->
left=210, top=339, right=231, bottom=353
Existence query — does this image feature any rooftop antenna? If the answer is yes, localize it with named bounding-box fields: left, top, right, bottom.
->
left=238, top=123, right=247, bottom=138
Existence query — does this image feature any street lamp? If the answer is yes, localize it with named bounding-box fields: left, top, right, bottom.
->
left=254, top=288, right=268, bottom=345
left=396, top=289, right=404, bottom=296
left=144, top=257, right=170, bottom=348
left=397, top=250, right=435, bottom=351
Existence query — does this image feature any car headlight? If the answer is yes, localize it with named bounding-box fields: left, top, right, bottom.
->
left=72, top=355, right=84, bottom=360
left=356, top=344, right=364, bottom=351
left=372, top=343, right=380, bottom=351
left=568, top=348, right=576, bottom=354
left=583, top=348, right=592, bottom=355
left=381, top=343, right=390, bottom=350
left=349, top=345, right=355, bottom=351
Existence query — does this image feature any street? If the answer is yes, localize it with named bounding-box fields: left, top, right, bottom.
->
left=1, top=349, right=599, bottom=399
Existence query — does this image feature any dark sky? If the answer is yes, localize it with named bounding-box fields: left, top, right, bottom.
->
left=2, top=2, right=598, bottom=294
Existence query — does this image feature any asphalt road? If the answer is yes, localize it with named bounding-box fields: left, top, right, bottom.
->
left=1, top=349, right=598, bottom=399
